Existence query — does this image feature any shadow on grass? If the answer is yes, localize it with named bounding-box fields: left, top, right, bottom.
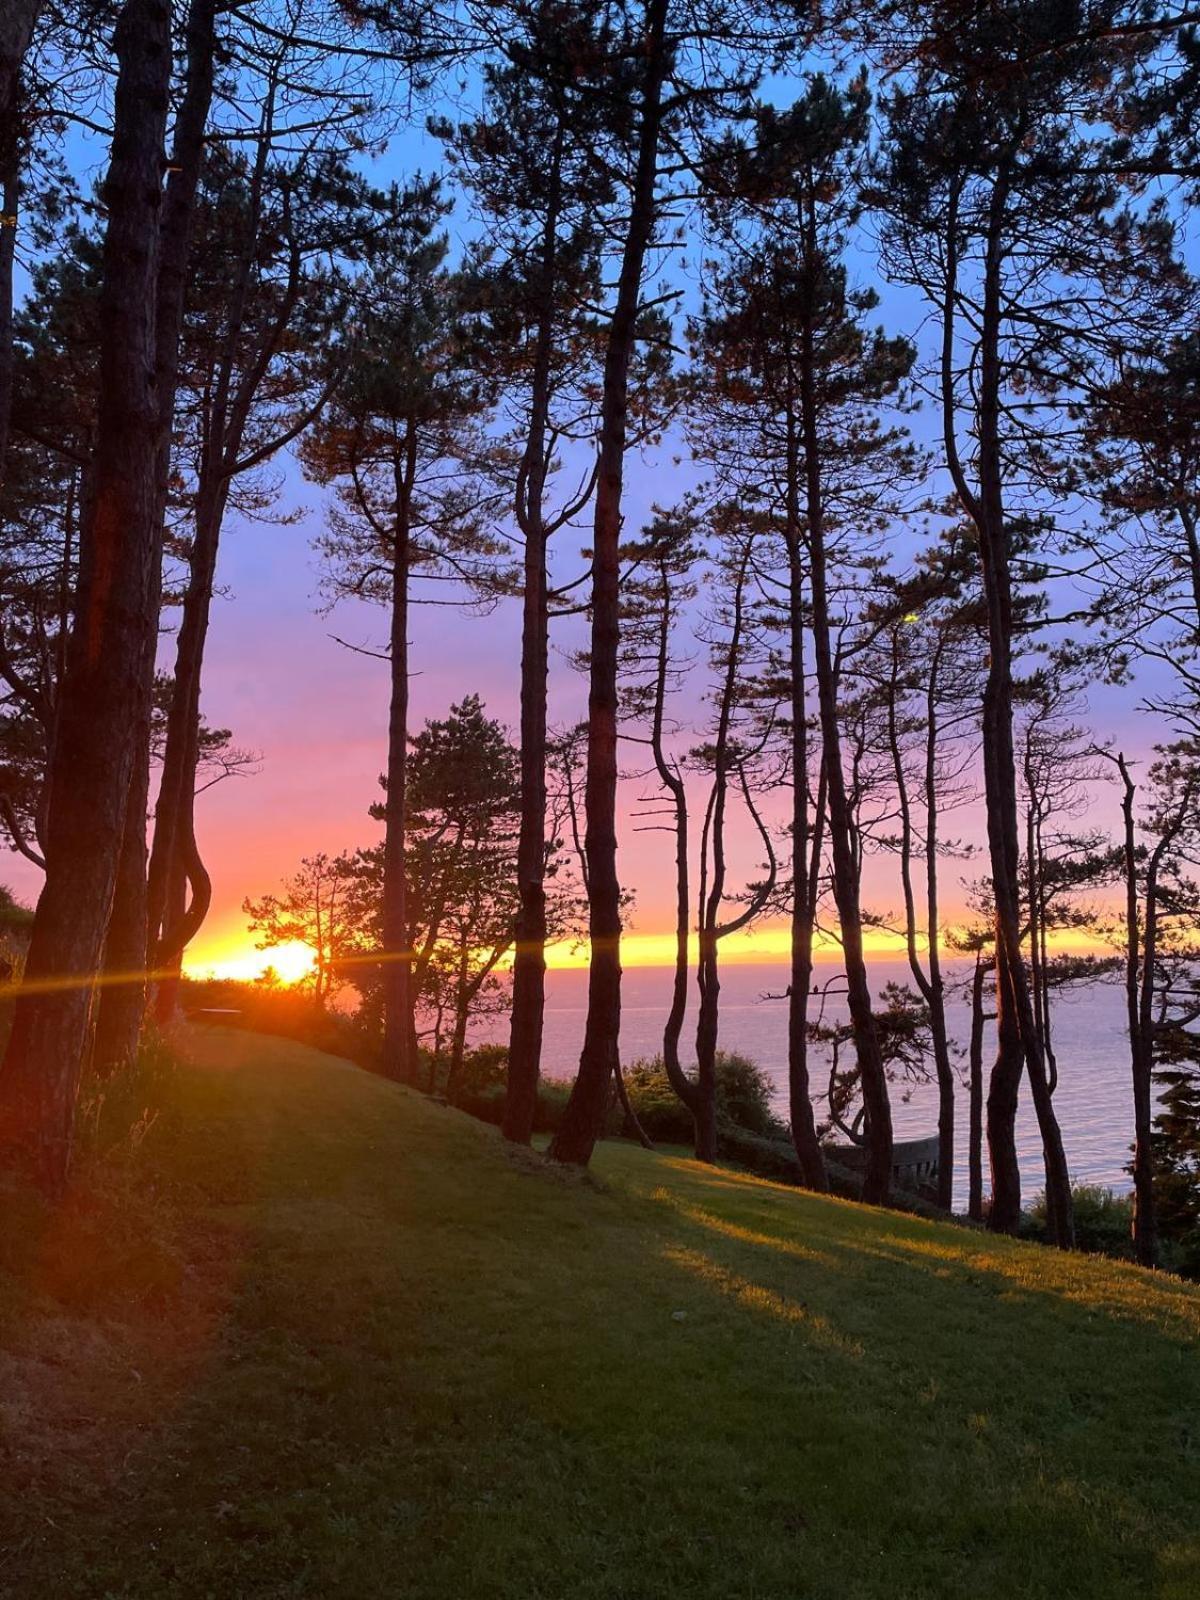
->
left=3, top=1030, right=1199, bottom=1600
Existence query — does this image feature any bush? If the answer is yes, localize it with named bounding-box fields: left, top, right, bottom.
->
left=622, top=1061, right=694, bottom=1143
left=1024, top=1185, right=1135, bottom=1259
left=713, top=1050, right=783, bottom=1138
left=622, top=1052, right=784, bottom=1144
left=446, top=1043, right=508, bottom=1098
left=451, top=1077, right=576, bottom=1135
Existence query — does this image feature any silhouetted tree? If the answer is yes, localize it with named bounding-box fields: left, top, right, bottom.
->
left=302, top=182, right=502, bottom=1081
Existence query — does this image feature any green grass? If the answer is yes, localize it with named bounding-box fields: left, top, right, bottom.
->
left=2, top=1027, right=1198, bottom=1599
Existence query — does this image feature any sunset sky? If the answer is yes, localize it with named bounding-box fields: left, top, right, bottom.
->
left=1, top=108, right=1172, bottom=981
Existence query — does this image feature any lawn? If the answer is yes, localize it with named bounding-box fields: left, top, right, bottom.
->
left=1, top=1027, right=1197, bottom=1599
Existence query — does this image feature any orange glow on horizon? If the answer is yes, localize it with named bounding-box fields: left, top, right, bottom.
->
left=184, top=918, right=1114, bottom=983
left=185, top=938, right=316, bottom=986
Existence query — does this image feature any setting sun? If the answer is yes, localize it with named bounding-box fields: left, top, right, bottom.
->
left=187, top=939, right=316, bottom=987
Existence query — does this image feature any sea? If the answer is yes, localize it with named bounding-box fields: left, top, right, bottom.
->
left=480, top=959, right=1141, bottom=1210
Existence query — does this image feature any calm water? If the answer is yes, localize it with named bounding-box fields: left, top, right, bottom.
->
left=481, top=960, right=1141, bottom=1210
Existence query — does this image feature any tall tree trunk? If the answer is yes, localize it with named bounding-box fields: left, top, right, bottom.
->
left=887, top=630, right=955, bottom=1211
left=90, top=737, right=150, bottom=1074
left=503, top=529, right=549, bottom=1137
left=148, top=83, right=288, bottom=1011
left=941, top=176, right=1072, bottom=1244
left=647, top=552, right=698, bottom=1129
left=446, top=984, right=469, bottom=1102
left=691, top=548, right=758, bottom=1165
left=0, top=0, right=40, bottom=494
left=977, top=231, right=1072, bottom=1245
left=548, top=0, right=668, bottom=1165
left=503, top=133, right=563, bottom=1142
left=968, top=955, right=988, bottom=1223
left=798, top=260, right=891, bottom=1204
left=381, top=436, right=417, bottom=1082
left=1119, top=754, right=1161, bottom=1267
left=147, top=476, right=227, bottom=1022
left=0, top=0, right=172, bottom=1192
left=693, top=926, right=720, bottom=1163
left=92, top=0, right=217, bottom=1069
left=785, top=418, right=827, bottom=1191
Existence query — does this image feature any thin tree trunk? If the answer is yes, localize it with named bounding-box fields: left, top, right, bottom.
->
left=148, top=81, right=279, bottom=1002
left=800, top=307, right=892, bottom=1203
left=1119, top=753, right=1164, bottom=1267
left=969, top=955, right=988, bottom=1222
left=941, top=174, right=1072, bottom=1244
left=504, top=130, right=564, bottom=1143
left=548, top=0, right=668, bottom=1165
left=692, top=557, right=750, bottom=1165
left=613, top=1054, right=654, bottom=1150
left=0, top=0, right=40, bottom=494
left=784, top=401, right=827, bottom=1191
left=647, top=554, right=698, bottom=1127
left=147, top=477, right=227, bottom=1021
left=447, top=985, right=469, bottom=1101
left=381, top=433, right=418, bottom=1082
left=887, top=629, right=955, bottom=1210
left=0, top=0, right=172, bottom=1192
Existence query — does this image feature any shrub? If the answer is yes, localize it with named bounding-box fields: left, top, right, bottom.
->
left=1024, top=1184, right=1135, bottom=1259
left=449, top=1043, right=509, bottom=1097
left=622, top=1060, right=694, bottom=1143
left=452, top=1077, right=576, bottom=1135
left=713, top=1050, right=783, bottom=1138
left=621, top=1051, right=784, bottom=1145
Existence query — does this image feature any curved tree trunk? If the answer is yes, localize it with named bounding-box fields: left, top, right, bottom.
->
left=800, top=380, right=891, bottom=1202
left=147, top=476, right=226, bottom=1018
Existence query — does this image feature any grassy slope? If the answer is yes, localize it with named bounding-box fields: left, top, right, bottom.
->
left=1, top=1029, right=1198, bottom=1600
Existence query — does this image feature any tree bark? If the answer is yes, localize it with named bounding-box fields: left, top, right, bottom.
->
left=784, top=396, right=828, bottom=1191
left=0, top=0, right=172, bottom=1192
left=147, top=474, right=227, bottom=1023
left=91, top=0, right=217, bottom=1069
left=799, top=287, right=892, bottom=1203
left=1119, top=754, right=1161, bottom=1267
left=503, top=130, right=563, bottom=1143
left=968, top=955, right=988, bottom=1223
left=381, top=433, right=418, bottom=1082
left=148, top=87, right=290, bottom=1010
left=887, top=629, right=955, bottom=1211
left=692, top=562, right=748, bottom=1166
left=90, top=736, right=150, bottom=1075
left=548, top=0, right=669, bottom=1165
left=940, top=174, right=1072, bottom=1244
left=647, top=550, right=699, bottom=1129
